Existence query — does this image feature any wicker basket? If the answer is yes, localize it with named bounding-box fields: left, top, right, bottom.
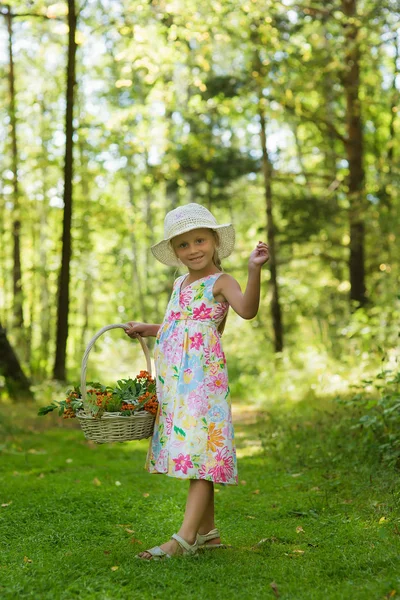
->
left=76, top=323, right=156, bottom=444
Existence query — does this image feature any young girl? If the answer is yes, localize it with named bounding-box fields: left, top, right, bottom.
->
left=125, top=203, right=269, bottom=559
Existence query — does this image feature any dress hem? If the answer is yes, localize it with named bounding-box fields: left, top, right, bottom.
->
left=145, top=466, right=238, bottom=486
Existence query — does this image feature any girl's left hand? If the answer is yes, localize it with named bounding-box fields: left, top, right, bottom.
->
left=249, top=241, right=270, bottom=268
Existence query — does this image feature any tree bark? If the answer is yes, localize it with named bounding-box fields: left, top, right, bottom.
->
left=259, top=105, right=284, bottom=352
left=5, top=5, right=24, bottom=329
left=0, top=322, right=33, bottom=400
left=53, top=0, right=77, bottom=380
left=342, top=0, right=367, bottom=306
left=128, top=176, right=146, bottom=321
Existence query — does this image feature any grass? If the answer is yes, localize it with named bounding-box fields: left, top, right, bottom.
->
left=0, top=397, right=400, bottom=600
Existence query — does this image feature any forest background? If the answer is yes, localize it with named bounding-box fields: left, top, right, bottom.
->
left=0, top=0, right=399, bottom=409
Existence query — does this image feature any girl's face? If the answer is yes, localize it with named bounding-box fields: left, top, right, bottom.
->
left=171, top=228, right=218, bottom=271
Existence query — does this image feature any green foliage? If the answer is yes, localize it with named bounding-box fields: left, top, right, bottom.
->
left=337, top=368, right=400, bottom=468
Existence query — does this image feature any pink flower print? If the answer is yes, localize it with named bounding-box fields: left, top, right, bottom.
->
left=180, top=287, right=193, bottom=308
left=198, top=463, right=208, bottom=478
left=193, top=302, right=213, bottom=320
left=214, top=302, right=228, bottom=321
left=155, top=449, right=168, bottom=472
left=173, top=453, right=193, bottom=475
left=187, top=389, right=208, bottom=417
left=211, top=341, right=224, bottom=359
left=208, top=446, right=234, bottom=483
left=190, top=332, right=204, bottom=350
left=168, top=310, right=181, bottom=322
left=165, top=413, right=173, bottom=435
left=207, top=372, right=228, bottom=394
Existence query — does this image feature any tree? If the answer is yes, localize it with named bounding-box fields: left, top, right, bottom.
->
left=0, top=322, right=33, bottom=400
left=53, top=0, right=78, bottom=380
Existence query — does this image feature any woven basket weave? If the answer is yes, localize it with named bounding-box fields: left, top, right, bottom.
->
left=76, top=323, right=156, bottom=444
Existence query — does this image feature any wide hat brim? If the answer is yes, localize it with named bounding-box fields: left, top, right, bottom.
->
left=151, top=223, right=235, bottom=267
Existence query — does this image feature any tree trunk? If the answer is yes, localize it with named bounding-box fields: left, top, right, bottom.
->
left=6, top=5, right=24, bottom=329
left=53, top=0, right=77, bottom=380
left=37, top=100, right=51, bottom=377
left=128, top=176, right=146, bottom=321
left=259, top=105, right=284, bottom=353
left=342, top=0, right=367, bottom=306
left=0, top=322, right=33, bottom=400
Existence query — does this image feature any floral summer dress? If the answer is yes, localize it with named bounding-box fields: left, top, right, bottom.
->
left=145, top=273, right=238, bottom=486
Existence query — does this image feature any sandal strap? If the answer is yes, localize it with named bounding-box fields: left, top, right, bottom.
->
left=145, top=545, right=170, bottom=558
left=171, top=533, right=197, bottom=554
left=197, top=528, right=220, bottom=544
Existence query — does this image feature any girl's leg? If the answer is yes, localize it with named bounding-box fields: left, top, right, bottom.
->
left=197, top=488, right=222, bottom=546
left=138, top=479, right=213, bottom=559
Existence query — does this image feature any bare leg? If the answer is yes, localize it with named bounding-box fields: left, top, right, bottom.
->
left=197, top=488, right=221, bottom=546
left=138, top=479, right=213, bottom=559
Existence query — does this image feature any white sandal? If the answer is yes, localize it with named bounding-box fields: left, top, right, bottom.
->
left=197, top=528, right=229, bottom=549
left=136, top=533, right=198, bottom=560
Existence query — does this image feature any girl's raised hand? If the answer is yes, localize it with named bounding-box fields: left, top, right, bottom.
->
left=249, top=241, right=269, bottom=268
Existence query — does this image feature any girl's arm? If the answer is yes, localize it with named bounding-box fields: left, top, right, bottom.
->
left=125, top=322, right=161, bottom=338
left=215, top=242, right=269, bottom=320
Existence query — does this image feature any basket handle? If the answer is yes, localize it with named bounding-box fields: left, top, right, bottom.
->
left=80, top=323, right=152, bottom=402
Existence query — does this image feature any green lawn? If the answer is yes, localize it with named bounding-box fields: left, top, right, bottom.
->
left=0, top=398, right=399, bottom=600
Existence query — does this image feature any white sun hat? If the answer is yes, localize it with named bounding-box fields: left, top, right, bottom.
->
left=151, top=203, right=235, bottom=267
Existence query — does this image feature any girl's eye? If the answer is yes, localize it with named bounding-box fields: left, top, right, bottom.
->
left=179, top=242, right=188, bottom=248
left=196, top=239, right=204, bottom=244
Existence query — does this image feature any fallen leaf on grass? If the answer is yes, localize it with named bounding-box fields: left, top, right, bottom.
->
left=240, top=480, right=247, bottom=485
left=296, top=526, right=305, bottom=534
left=379, top=517, right=388, bottom=524
left=104, top=550, right=111, bottom=555
left=270, top=581, right=280, bottom=598
left=1, top=502, right=12, bottom=508
left=125, top=529, right=134, bottom=534
left=129, top=538, right=143, bottom=545
left=38, top=473, right=45, bottom=479
left=116, top=524, right=132, bottom=528
left=23, top=557, right=32, bottom=563
left=384, top=591, right=397, bottom=599
left=142, top=493, right=149, bottom=497
left=66, top=458, right=73, bottom=463
left=215, top=488, right=220, bottom=493
left=246, top=515, right=256, bottom=520
left=93, top=478, right=101, bottom=486
left=341, top=499, right=353, bottom=504
left=111, top=566, right=119, bottom=571
left=290, top=473, right=303, bottom=478
left=310, top=486, right=320, bottom=491
left=292, top=549, right=305, bottom=554
left=252, top=537, right=278, bottom=548
left=252, top=490, right=260, bottom=495
left=115, top=481, right=122, bottom=486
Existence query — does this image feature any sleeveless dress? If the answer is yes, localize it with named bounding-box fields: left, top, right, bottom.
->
left=145, top=272, right=238, bottom=486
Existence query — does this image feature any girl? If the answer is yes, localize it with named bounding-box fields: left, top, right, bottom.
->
left=126, top=203, right=269, bottom=559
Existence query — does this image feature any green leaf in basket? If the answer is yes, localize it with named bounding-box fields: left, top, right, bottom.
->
left=38, top=404, right=58, bottom=416
left=158, top=376, right=164, bottom=384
